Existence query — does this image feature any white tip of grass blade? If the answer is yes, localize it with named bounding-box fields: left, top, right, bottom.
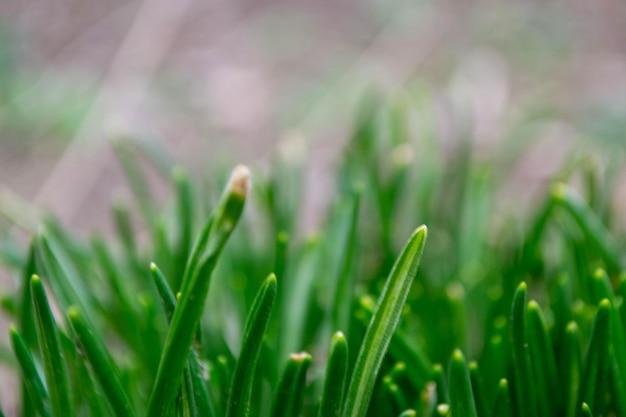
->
left=228, top=165, right=251, bottom=198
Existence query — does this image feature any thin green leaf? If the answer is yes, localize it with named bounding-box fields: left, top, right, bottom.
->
left=448, top=349, right=477, bottom=417
left=146, top=165, right=250, bottom=417
left=318, top=331, right=349, bottom=417
left=510, top=282, right=538, bottom=416
left=343, top=225, right=427, bottom=417
left=67, top=306, right=137, bottom=417
left=271, top=352, right=312, bottom=417
left=9, top=326, right=51, bottom=417
left=492, top=379, right=512, bottom=417
left=582, top=402, right=593, bottom=417
left=31, top=275, right=72, bottom=417
left=578, top=299, right=612, bottom=416
left=563, top=322, right=582, bottom=417
left=226, top=274, right=277, bottom=417
left=527, top=300, right=560, bottom=417
left=468, top=362, right=489, bottom=417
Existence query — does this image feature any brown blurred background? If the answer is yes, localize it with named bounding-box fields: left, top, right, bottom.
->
left=1, top=0, right=626, bottom=233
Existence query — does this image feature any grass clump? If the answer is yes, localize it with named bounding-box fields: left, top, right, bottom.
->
left=0, top=96, right=625, bottom=417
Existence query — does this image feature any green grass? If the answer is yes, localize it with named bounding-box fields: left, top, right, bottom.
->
left=1, top=97, right=625, bottom=417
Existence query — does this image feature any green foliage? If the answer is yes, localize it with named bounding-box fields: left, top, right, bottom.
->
left=2, top=96, right=626, bottom=417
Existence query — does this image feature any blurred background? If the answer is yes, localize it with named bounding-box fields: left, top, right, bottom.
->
left=1, top=0, right=626, bottom=413
left=1, top=0, right=626, bottom=234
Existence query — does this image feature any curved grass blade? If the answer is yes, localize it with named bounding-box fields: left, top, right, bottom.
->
left=31, top=275, right=72, bottom=417
left=67, top=306, right=137, bottom=417
left=510, top=282, right=538, bottom=417
left=150, top=262, right=215, bottom=417
left=343, top=225, right=427, bottom=417
left=552, top=183, right=622, bottom=272
left=582, top=402, right=593, bottom=417
left=468, top=362, right=489, bottom=417
left=432, top=363, right=449, bottom=406
left=150, top=263, right=176, bottom=322
left=398, top=410, right=416, bottom=417
left=449, top=349, right=477, bottom=417
left=226, top=274, right=277, bottom=417
left=492, top=379, right=511, bottom=417
left=527, top=300, right=560, bottom=417
left=9, top=326, right=51, bottom=417
left=271, top=352, right=312, bottom=417
left=18, top=241, right=38, bottom=417
left=147, top=165, right=250, bottom=417
left=562, top=322, right=582, bottom=417
left=59, top=330, right=107, bottom=417
left=578, top=299, right=612, bottom=416
left=318, top=332, right=349, bottom=417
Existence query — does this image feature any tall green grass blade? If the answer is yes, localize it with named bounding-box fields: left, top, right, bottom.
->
left=449, top=349, right=477, bottom=417
left=146, top=165, right=250, bottom=417
left=468, top=361, right=489, bottom=417
left=582, top=402, right=593, bottom=417
left=67, top=306, right=137, bottom=417
left=226, top=274, right=277, bottom=417
left=432, top=363, right=449, bottom=406
left=18, top=241, right=38, bottom=417
left=492, top=379, right=511, bottom=417
left=153, top=258, right=215, bottom=417
left=31, top=275, right=73, bottom=417
left=527, top=300, right=560, bottom=416
left=318, top=331, right=349, bottom=417
left=271, top=352, right=312, bottom=417
left=578, top=299, right=612, bottom=416
left=563, top=322, right=582, bottom=417
left=510, top=282, right=538, bottom=416
left=9, top=326, right=51, bottom=417
left=343, top=225, right=427, bottom=417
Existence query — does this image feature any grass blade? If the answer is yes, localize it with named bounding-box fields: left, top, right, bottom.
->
left=146, top=165, right=250, bottom=417
left=318, top=331, right=349, bottom=417
left=562, top=322, right=582, bottom=417
left=578, top=299, right=612, bottom=416
left=468, top=361, right=489, bottom=417
left=527, top=300, right=560, bottom=416
left=226, top=274, right=277, bottom=417
left=67, top=306, right=137, bottom=417
left=449, top=349, right=477, bottom=417
left=31, top=274, right=73, bottom=417
left=9, top=326, right=51, bottom=417
left=151, top=262, right=216, bottom=417
left=582, top=402, right=593, bottom=417
left=510, top=282, right=538, bottom=416
left=343, top=225, right=427, bottom=417
left=492, top=379, right=512, bottom=417
left=271, top=352, right=312, bottom=417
